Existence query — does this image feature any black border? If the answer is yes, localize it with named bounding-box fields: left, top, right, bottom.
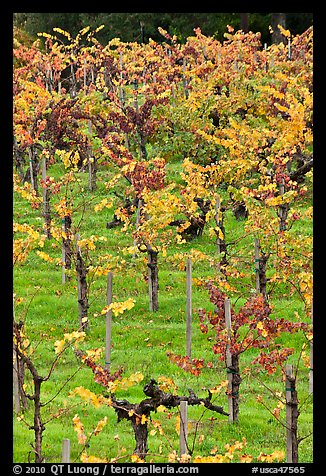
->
left=4, top=8, right=321, bottom=475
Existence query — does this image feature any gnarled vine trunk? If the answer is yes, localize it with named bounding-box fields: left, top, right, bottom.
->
left=228, top=353, right=242, bottom=422
left=147, top=247, right=159, bottom=312
left=131, top=416, right=149, bottom=458
left=75, top=240, right=90, bottom=330
left=111, top=379, right=228, bottom=459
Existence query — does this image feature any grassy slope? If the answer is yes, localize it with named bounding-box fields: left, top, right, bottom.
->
left=13, top=161, right=312, bottom=463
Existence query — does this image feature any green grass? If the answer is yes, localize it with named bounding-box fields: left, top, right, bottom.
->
left=13, top=164, right=313, bottom=463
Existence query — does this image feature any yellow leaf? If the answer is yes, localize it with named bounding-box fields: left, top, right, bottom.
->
left=54, top=339, right=65, bottom=354
left=102, top=298, right=135, bottom=317
left=94, top=416, right=107, bottom=436
left=209, top=380, right=228, bottom=394
left=131, top=454, right=145, bottom=463
left=72, top=414, right=87, bottom=445
left=71, top=387, right=105, bottom=408
left=141, top=414, right=148, bottom=425
left=168, top=450, right=179, bottom=463
left=198, top=434, right=205, bottom=444
left=94, top=198, right=113, bottom=212
left=80, top=453, right=108, bottom=463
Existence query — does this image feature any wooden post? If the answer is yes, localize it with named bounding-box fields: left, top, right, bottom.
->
left=42, top=156, right=51, bottom=239
left=70, top=63, right=76, bottom=98
left=186, top=258, right=192, bottom=358
left=119, top=51, right=125, bottom=104
left=148, top=271, right=153, bottom=311
left=28, top=146, right=36, bottom=193
left=83, top=59, right=87, bottom=92
left=215, top=196, right=221, bottom=255
left=182, top=58, right=189, bottom=99
left=278, top=178, right=289, bottom=231
left=133, top=80, right=147, bottom=161
left=254, top=238, right=260, bottom=293
left=61, top=438, right=71, bottom=463
left=279, top=179, right=285, bottom=231
left=285, top=364, right=299, bottom=463
left=224, top=298, right=234, bottom=422
left=270, top=54, right=274, bottom=69
left=179, top=400, right=188, bottom=456
left=62, top=219, right=66, bottom=284
left=279, top=178, right=285, bottom=195
left=133, top=199, right=142, bottom=258
left=287, top=38, right=292, bottom=60
left=87, top=121, right=96, bottom=191
left=215, top=196, right=227, bottom=275
left=140, top=21, right=145, bottom=43
left=203, top=45, right=207, bottom=61
left=45, top=67, right=52, bottom=93
left=171, top=82, right=175, bottom=101
left=119, top=51, right=130, bottom=151
left=105, top=272, right=113, bottom=372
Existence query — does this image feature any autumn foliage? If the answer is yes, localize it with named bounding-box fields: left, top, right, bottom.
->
left=198, top=281, right=309, bottom=372
left=13, top=22, right=312, bottom=463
